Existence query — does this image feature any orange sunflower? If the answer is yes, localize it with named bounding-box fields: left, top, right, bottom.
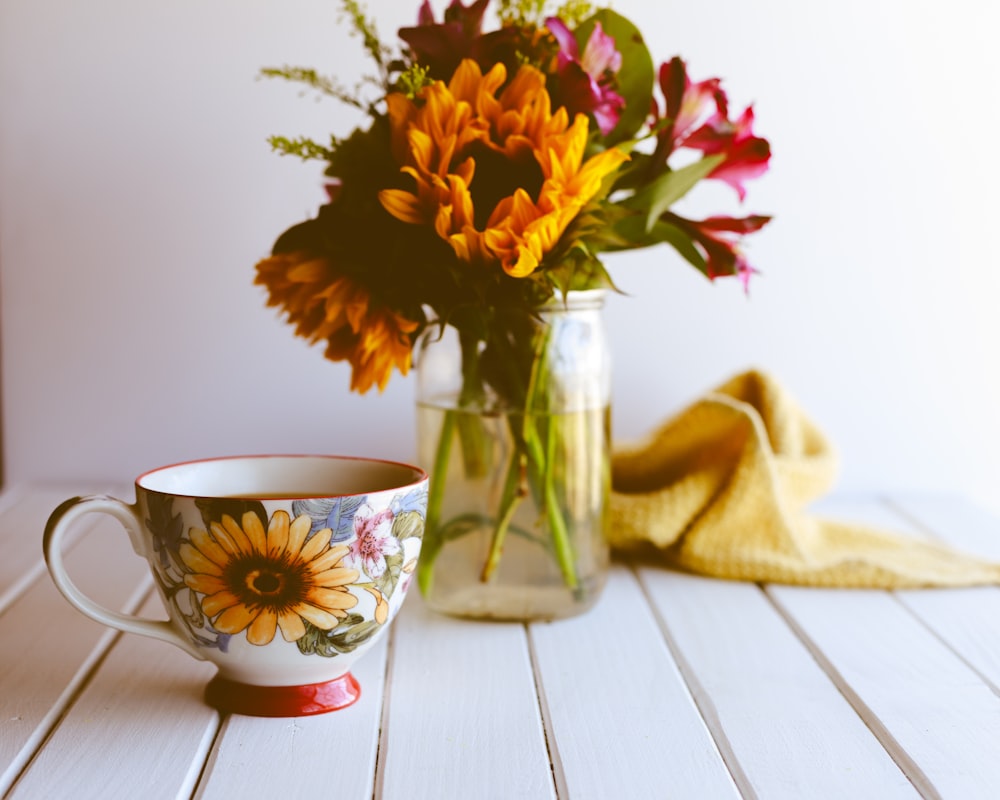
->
left=255, top=251, right=419, bottom=393
left=180, top=510, right=360, bottom=646
left=379, top=58, right=629, bottom=278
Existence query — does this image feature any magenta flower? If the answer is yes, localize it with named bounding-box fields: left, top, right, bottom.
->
left=685, top=106, right=771, bottom=201
left=546, top=17, right=625, bottom=135
left=398, top=0, right=527, bottom=81
left=666, top=213, right=771, bottom=290
left=350, top=505, right=401, bottom=579
left=656, top=56, right=726, bottom=154
left=654, top=57, right=771, bottom=200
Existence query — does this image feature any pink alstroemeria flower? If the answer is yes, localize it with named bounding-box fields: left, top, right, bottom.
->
left=666, top=213, right=772, bottom=291
left=546, top=17, right=625, bottom=135
left=654, top=57, right=771, bottom=201
left=656, top=56, right=726, bottom=153
left=685, top=106, right=771, bottom=201
left=350, top=505, right=401, bottom=580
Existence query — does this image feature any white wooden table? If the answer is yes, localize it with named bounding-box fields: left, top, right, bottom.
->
left=2, top=484, right=1000, bottom=799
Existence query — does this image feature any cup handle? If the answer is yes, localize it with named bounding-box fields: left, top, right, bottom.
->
left=44, top=495, right=205, bottom=660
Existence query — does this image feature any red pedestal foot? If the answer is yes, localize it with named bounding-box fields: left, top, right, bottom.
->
left=205, top=672, right=361, bottom=717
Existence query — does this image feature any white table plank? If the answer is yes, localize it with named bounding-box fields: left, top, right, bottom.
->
left=7, top=595, right=219, bottom=800
left=377, top=592, right=555, bottom=800
left=771, top=496, right=1000, bottom=799
left=639, top=569, right=919, bottom=799
left=8, top=488, right=1000, bottom=799
left=0, top=513, right=150, bottom=795
left=195, top=635, right=390, bottom=800
left=885, top=494, right=1000, bottom=696
left=817, top=495, right=1000, bottom=695
left=770, top=585, right=1000, bottom=799
left=530, top=565, right=740, bottom=800
left=0, top=484, right=120, bottom=613
left=888, top=493, right=1000, bottom=560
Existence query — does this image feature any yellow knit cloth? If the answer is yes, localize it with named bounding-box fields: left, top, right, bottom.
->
left=609, top=370, right=1000, bottom=587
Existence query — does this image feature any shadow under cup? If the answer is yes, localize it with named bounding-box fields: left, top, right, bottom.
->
left=44, top=455, right=429, bottom=717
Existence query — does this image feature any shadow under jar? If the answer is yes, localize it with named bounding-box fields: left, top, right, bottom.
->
left=416, top=290, right=612, bottom=621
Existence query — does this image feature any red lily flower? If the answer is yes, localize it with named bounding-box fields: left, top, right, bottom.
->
left=685, top=107, right=771, bottom=201
left=656, top=56, right=726, bottom=157
left=654, top=57, right=771, bottom=201
left=546, top=17, right=625, bottom=135
left=665, top=212, right=771, bottom=290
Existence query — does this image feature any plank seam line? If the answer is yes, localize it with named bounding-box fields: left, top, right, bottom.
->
left=890, top=589, right=1000, bottom=701
left=0, top=576, right=155, bottom=798
left=879, top=495, right=1000, bottom=699
left=182, top=710, right=225, bottom=800
left=631, top=563, right=757, bottom=800
left=372, top=613, right=399, bottom=800
left=0, top=494, right=109, bottom=617
left=525, top=621, right=566, bottom=800
left=0, top=563, right=48, bottom=619
left=762, top=587, right=941, bottom=800
left=189, top=712, right=233, bottom=800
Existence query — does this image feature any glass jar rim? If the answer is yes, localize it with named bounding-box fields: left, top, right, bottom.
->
left=541, top=288, right=607, bottom=311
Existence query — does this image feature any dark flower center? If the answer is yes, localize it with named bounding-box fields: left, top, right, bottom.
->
left=466, top=141, right=544, bottom=229
left=249, top=570, right=283, bottom=596
left=224, top=554, right=310, bottom=610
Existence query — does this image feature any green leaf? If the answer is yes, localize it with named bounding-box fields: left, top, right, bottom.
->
left=651, top=223, right=709, bottom=274
left=374, top=548, right=404, bottom=598
left=574, top=10, right=654, bottom=145
left=392, top=509, right=426, bottom=541
left=623, top=155, right=724, bottom=232
left=546, top=250, right=621, bottom=295
left=607, top=214, right=708, bottom=274
left=296, top=614, right=383, bottom=657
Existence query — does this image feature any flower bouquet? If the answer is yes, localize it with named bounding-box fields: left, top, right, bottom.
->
left=255, top=0, right=771, bottom=619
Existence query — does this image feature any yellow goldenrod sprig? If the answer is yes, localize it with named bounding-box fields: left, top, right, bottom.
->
left=259, top=66, right=365, bottom=110
left=267, top=134, right=340, bottom=162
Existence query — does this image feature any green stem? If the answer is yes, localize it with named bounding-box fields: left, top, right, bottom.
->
left=456, top=330, right=488, bottom=477
left=479, top=450, right=526, bottom=582
left=481, top=319, right=580, bottom=590
left=541, top=415, right=578, bottom=590
left=417, top=408, right=456, bottom=595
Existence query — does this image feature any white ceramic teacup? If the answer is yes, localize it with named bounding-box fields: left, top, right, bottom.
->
left=44, top=454, right=427, bottom=717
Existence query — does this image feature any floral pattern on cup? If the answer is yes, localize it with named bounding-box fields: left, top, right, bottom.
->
left=144, top=487, right=425, bottom=657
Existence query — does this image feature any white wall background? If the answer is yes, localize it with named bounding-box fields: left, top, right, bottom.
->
left=2, top=0, right=998, bottom=513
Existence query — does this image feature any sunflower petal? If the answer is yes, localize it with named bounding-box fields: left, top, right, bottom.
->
left=379, top=189, right=425, bottom=224
left=300, top=528, right=333, bottom=562
left=189, top=527, right=230, bottom=568
left=277, top=611, right=307, bottom=642
left=296, top=603, right=341, bottom=631
left=179, top=543, right=223, bottom=577
left=308, top=587, right=360, bottom=610
left=247, top=608, right=278, bottom=645
left=309, top=543, right=353, bottom=573
left=312, top=566, right=361, bottom=587
left=201, top=589, right=241, bottom=617
left=286, top=513, right=311, bottom=558
left=243, top=511, right=269, bottom=554
left=214, top=603, right=257, bottom=635
left=267, top=510, right=290, bottom=555
left=221, top=515, right=253, bottom=554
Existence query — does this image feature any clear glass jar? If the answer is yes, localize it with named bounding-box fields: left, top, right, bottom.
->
left=415, top=290, right=611, bottom=620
